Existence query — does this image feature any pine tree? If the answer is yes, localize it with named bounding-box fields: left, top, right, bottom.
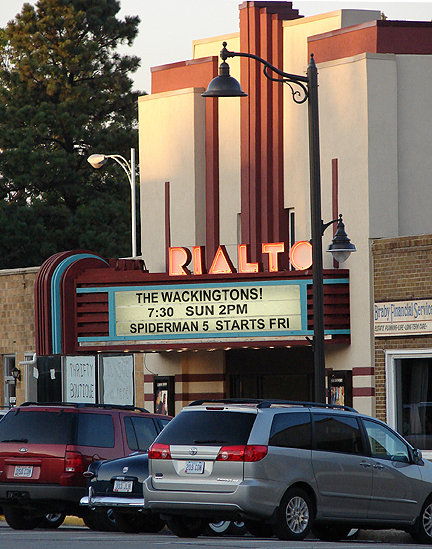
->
left=0, top=0, right=143, bottom=267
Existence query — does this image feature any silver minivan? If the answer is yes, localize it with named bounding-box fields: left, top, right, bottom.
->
left=143, top=399, right=432, bottom=543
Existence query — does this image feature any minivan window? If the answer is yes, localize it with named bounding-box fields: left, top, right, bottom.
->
left=125, top=416, right=158, bottom=451
left=314, top=414, right=364, bottom=455
left=269, top=412, right=311, bottom=449
left=363, top=419, right=410, bottom=463
left=76, top=413, right=114, bottom=447
left=156, top=411, right=256, bottom=445
left=0, top=410, right=76, bottom=444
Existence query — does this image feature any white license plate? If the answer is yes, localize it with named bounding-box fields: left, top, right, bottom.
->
left=185, top=460, right=205, bottom=474
left=113, top=480, right=133, bottom=493
left=14, top=465, right=33, bottom=478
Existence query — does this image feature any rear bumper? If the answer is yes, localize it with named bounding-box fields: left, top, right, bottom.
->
left=142, top=477, right=279, bottom=520
left=0, top=483, right=85, bottom=507
left=80, top=493, right=145, bottom=508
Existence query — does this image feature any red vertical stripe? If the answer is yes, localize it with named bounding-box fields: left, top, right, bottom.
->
left=240, top=6, right=251, bottom=249
left=165, top=181, right=171, bottom=272
left=332, top=158, right=339, bottom=268
left=205, top=98, right=220, bottom=270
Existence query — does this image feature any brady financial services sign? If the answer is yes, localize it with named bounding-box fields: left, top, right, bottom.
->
left=375, top=299, right=432, bottom=336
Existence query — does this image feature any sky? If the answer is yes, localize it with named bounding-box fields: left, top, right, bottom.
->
left=0, top=1, right=431, bottom=93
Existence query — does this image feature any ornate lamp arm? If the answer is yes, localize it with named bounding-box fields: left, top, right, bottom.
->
left=220, top=41, right=309, bottom=104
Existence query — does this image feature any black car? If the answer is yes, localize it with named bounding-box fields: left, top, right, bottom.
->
left=81, top=452, right=165, bottom=533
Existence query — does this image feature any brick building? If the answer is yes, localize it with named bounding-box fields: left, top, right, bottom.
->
left=373, top=235, right=432, bottom=459
left=0, top=267, right=38, bottom=407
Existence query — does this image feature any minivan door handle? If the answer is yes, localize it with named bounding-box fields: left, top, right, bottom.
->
left=373, top=463, right=385, bottom=470
left=359, top=461, right=372, bottom=468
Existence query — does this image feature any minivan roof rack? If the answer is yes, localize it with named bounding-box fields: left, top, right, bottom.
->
left=19, top=402, right=150, bottom=413
left=188, top=398, right=357, bottom=413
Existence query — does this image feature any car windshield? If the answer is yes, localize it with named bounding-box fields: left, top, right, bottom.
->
left=0, top=410, right=77, bottom=444
left=156, top=410, right=256, bottom=445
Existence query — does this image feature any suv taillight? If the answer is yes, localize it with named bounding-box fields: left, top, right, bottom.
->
left=149, top=442, right=171, bottom=460
left=216, top=445, right=268, bottom=462
left=65, top=450, right=85, bottom=473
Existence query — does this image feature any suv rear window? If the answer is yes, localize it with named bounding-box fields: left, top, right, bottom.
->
left=156, top=410, right=256, bottom=445
left=0, top=410, right=76, bottom=444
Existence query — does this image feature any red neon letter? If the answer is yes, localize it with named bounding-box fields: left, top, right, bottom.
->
left=262, top=242, right=285, bottom=272
left=238, top=245, right=259, bottom=273
left=290, top=241, right=312, bottom=270
left=192, top=246, right=205, bottom=275
left=169, top=247, right=191, bottom=276
left=209, top=246, right=235, bottom=274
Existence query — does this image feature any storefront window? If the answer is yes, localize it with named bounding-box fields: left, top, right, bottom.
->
left=396, top=357, right=432, bottom=450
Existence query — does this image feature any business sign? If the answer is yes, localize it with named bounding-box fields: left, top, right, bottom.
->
left=375, top=299, right=432, bottom=336
left=63, top=355, right=96, bottom=403
left=101, top=355, right=134, bottom=405
left=114, top=281, right=303, bottom=343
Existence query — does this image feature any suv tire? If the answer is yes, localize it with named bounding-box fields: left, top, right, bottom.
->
left=312, top=523, right=351, bottom=541
left=3, top=506, right=42, bottom=530
left=39, top=512, right=66, bottom=529
left=113, top=510, right=165, bottom=533
left=166, top=516, right=205, bottom=537
left=274, top=487, right=314, bottom=541
left=410, top=497, right=432, bottom=544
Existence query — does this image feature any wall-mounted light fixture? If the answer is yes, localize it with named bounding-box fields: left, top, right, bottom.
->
left=11, top=366, right=21, bottom=382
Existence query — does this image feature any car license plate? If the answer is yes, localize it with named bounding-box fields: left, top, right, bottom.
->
left=13, top=465, right=33, bottom=478
left=185, top=460, right=205, bottom=474
left=113, top=480, right=133, bottom=493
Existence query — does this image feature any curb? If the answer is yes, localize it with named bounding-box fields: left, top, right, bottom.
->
left=64, top=516, right=85, bottom=527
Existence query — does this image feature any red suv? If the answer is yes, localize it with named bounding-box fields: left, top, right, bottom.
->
left=0, top=402, right=170, bottom=530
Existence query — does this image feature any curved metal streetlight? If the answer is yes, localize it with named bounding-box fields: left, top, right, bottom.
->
left=87, top=148, right=137, bottom=258
left=203, top=42, right=356, bottom=403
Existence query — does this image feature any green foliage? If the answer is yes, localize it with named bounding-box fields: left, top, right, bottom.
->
left=0, top=0, right=143, bottom=266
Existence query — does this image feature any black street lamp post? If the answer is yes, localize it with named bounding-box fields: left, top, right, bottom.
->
left=203, top=42, right=356, bottom=403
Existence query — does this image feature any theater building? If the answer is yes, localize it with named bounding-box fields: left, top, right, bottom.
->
left=4, top=3, right=432, bottom=428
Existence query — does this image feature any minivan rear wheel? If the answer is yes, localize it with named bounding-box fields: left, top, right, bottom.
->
left=312, top=523, right=351, bottom=541
left=274, top=487, right=314, bottom=541
left=166, top=516, right=205, bottom=538
left=3, top=506, right=42, bottom=530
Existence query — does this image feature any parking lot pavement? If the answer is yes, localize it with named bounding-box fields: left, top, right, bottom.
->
left=0, top=516, right=418, bottom=545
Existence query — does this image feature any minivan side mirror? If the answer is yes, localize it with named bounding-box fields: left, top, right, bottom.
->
left=412, top=448, right=423, bottom=465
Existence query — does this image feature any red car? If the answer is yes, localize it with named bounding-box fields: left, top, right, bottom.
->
left=0, top=402, right=170, bottom=530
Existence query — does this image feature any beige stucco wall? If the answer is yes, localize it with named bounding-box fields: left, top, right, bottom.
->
left=138, top=88, right=206, bottom=272
left=194, top=34, right=242, bottom=264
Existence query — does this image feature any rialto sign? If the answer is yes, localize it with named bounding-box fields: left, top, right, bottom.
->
left=168, top=241, right=313, bottom=275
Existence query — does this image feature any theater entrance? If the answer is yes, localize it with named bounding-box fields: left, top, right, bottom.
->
left=226, top=347, right=314, bottom=401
